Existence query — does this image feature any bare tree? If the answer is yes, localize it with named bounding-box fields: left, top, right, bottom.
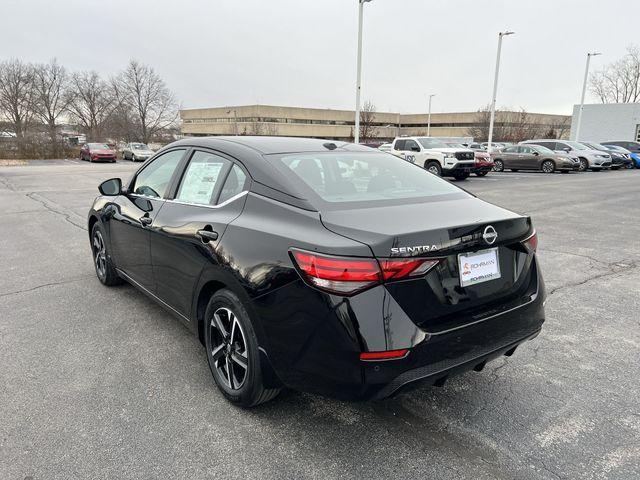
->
left=245, top=121, right=278, bottom=136
left=359, top=100, right=379, bottom=142
left=0, top=59, right=35, bottom=146
left=589, top=45, right=640, bottom=103
left=466, top=106, right=546, bottom=142
left=67, top=71, right=115, bottom=141
left=112, top=60, right=178, bottom=144
left=32, top=59, right=71, bottom=155
left=466, top=105, right=497, bottom=142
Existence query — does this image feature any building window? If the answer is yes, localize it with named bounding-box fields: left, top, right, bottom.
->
left=636, top=124, right=640, bottom=142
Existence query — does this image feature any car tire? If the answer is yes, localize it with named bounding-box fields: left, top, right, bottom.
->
left=493, top=159, right=504, bottom=172
left=425, top=161, right=442, bottom=176
left=578, top=158, right=588, bottom=172
left=204, top=289, right=280, bottom=407
left=541, top=160, right=555, bottom=173
left=475, top=171, right=488, bottom=177
left=91, top=222, right=122, bottom=286
left=625, top=163, right=634, bottom=169
left=131, top=154, right=136, bottom=162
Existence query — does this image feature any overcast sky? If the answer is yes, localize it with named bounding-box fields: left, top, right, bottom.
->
left=5, top=0, right=639, bottom=115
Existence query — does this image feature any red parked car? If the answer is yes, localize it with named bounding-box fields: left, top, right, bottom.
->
left=472, top=151, right=494, bottom=176
left=80, top=143, right=117, bottom=163
left=447, top=143, right=494, bottom=176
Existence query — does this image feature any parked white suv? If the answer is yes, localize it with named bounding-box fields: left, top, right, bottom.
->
left=390, top=137, right=475, bottom=180
left=521, top=140, right=611, bottom=172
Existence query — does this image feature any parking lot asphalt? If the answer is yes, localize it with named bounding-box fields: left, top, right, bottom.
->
left=1, top=160, right=639, bottom=480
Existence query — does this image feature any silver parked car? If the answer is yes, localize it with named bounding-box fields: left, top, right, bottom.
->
left=121, top=142, right=155, bottom=162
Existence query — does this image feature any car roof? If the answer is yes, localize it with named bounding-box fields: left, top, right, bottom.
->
left=170, top=136, right=373, bottom=155
left=164, top=136, right=376, bottom=211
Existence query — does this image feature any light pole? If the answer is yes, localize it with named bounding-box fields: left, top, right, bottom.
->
left=427, top=94, right=436, bottom=137
left=354, top=0, right=372, bottom=144
left=574, top=52, right=601, bottom=141
left=487, top=31, right=514, bottom=154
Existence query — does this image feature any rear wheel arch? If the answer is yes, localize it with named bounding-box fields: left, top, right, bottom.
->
left=196, top=279, right=228, bottom=345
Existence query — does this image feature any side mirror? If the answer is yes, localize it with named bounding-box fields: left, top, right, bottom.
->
left=532, top=151, right=539, bottom=156
left=99, top=178, right=122, bottom=196
left=563, top=147, right=571, bottom=152
left=410, top=146, right=420, bottom=152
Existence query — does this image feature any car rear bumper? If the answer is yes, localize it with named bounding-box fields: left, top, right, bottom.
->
left=255, top=258, right=546, bottom=401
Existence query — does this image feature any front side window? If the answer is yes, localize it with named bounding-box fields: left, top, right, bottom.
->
left=404, top=139, right=420, bottom=151
left=175, top=151, right=229, bottom=206
left=277, top=151, right=463, bottom=205
left=132, top=149, right=185, bottom=198
left=520, top=146, right=533, bottom=154
left=503, top=146, right=518, bottom=153
left=218, top=164, right=248, bottom=204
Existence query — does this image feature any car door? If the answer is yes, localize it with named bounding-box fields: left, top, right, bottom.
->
left=518, top=146, right=538, bottom=170
left=395, top=139, right=420, bottom=164
left=149, top=149, right=250, bottom=318
left=499, top=146, right=519, bottom=168
left=109, top=148, right=187, bottom=290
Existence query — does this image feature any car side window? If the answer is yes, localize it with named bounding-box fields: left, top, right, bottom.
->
left=556, top=142, right=569, bottom=150
left=132, top=149, right=185, bottom=198
left=175, top=151, right=229, bottom=206
left=504, top=146, right=518, bottom=153
left=404, top=140, right=420, bottom=152
left=394, top=140, right=406, bottom=150
left=218, top=164, right=248, bottom=204
left=520, top=146, right=532, bottom=154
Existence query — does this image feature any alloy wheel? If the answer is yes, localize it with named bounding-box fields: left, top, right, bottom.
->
left=579, top=159, right=588, bottom=171
left=92, top=230, right=107, bottom=278
left=493, top=160, right=504, bottom=172
left=542, top=161, right=554, bottom=173
left=428, top=165, right=440, bottom=175
left=209, top=307, right=248, bottom=390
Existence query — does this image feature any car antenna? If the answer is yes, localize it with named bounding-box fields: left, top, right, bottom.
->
left=323, top=142, right=337, bottom=150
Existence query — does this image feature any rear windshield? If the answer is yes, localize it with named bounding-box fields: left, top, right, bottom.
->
left=88, top=143, right=109, bottom=149
left=275, top=151, right=465, bottom=207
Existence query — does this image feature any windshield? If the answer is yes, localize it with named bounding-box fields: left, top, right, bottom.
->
left=132, top=143, right=148, bottom=149
left=88, top=143, right=109, bottom=149
left=531, top=145, right=554, bottom=154
left=565, top=141, right=589, bottom=150
left=277, top=151, right=464, bottom=205
left=446, top=143, right=465, bottom=148
left=417, top=138, right=447, bottom=149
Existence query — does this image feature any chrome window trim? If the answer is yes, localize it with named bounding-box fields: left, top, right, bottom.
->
left=166, top=190, right=248, bottom=209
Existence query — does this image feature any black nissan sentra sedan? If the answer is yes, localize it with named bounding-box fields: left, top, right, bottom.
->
left=88, top=137, right=545, bottom=407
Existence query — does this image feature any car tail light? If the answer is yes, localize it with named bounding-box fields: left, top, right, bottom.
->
left=379, top=258, right=439, bottom=280
left=522, top=231, right=538, bottom=253
left=290, top=249, right=440, bottom=295
left=360, top=349, right=409, bottom=361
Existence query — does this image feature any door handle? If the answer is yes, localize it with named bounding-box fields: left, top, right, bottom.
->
left=197, top=229, right=218, bottom=243
left=140, top=216, right=152, bottom=226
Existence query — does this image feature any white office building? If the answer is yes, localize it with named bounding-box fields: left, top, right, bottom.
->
left=571, top=103, right=640, bottom=143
